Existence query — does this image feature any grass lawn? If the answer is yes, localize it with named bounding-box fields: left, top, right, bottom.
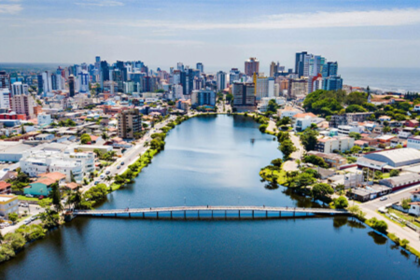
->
left=388, top=208, right=420, bottom=227
left=17, top=195, right=39, bottom=202
left=382, top=173, right=390, bottom=179
left=260, top=168, right=287, bottom=185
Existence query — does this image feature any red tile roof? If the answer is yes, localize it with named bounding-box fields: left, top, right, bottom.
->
left=38, top=172, right=66, bottom=181
left=0, top=181, right=11, bottom=190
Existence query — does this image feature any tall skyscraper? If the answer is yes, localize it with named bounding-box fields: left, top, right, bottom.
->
left=42, top=71, right=52, bottom=94
left=68, top=75, right=75, bottom=97
left=322, top=76, right=343, bottom=91
left=295, top=51, right=308, bottom=77
left=269, top=62, right=279, bottom=77
left=11, top=82, right=29, bottom=96
left=229, top=68, right=241, bottom=84
left=0, top=71, right=8, bottom=89
left=232, top=82, right=255, bottom=108
left=245, top=57, right=259, bottom=76
left=177, top=62, right=184, bottom=72
left=322, top=62, right=338, bottom=77
left=216, top=71, right=226, bottom=91
left=196, top=63, right=204, bottom=74
left=77, top=70, right=90, bottom=94
left=11, top=94, right=36, bottom=119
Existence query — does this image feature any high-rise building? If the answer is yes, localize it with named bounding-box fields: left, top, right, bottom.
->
left=0, top=71, right=9, bottom=89
left=245, top=57, right=259, bottom=76
left=216, top=71, right=226, bottom=91
left=11, top=82, right=29, bottom=96
left=288, top=78, right=309, bottom=98
left=232, top=82, right=255, bottom=107
left=255, top=76, right=269, bottom=100
left=177, top=62, right=184, bottom=72
left=191, top=90, right=216, bottom=107
left=229, top=68, right=241, bottom=84
left=0, top=89, right=10, bottom=109
left=41, top=71, right=52, bottom=94
left=322, top=76, right=343, bottom=91
left=295, top=51, right=308, bottom=77
left=11, top=94, right=36, bottom=119
left=68, top=75, right=76, bottom=97
left=77, top=70, right=90, bottom=94
left=117, top=109, right=142, bottom=139
left=196, top=63, right=204, bottom=74
left=269, top=62, right=279, bottom=77
left=322, top=62, right=338, bottom=77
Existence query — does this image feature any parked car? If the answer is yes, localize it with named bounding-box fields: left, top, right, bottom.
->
left=117, top=166, right=121, bottom=169
left=380, top=196, right=388, bottom=201
left=121, top=162, right=125, bottom=165
left=100, top=174, right=105, bottom=179
left=106, top=170, right=111, bottom=175
left=26, top=194, right=34, bottom=198
left=39, top=195, right=45, bottom=200
left=94, top=181, right=99, bottom=185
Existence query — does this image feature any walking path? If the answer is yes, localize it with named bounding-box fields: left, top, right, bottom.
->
left=283, top=132, right=304, bottom=172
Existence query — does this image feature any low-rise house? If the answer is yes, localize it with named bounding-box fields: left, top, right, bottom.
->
left=0, top=181, right=12, bottom=194
left=315, top=136, right=354, bottom=153
left=351, top=184, right=392, bottom=202
left=37, top=172, right=67, bottom=187
left=410, top=189, right=420, bottom=202
left=390, top=137, right=406, bottom=148
left=34, top=134, right=55, bottom=141
left=407, top=136, right=420, bottom=150
left=376, top=135, right=396, bottom=145
left=408, top=202, right=420, bottom=217
left=64, top=182, right=80, bottom=191
left=24, top=178, right=56, bottom=196
left=378, top=116, right=391, bottom=122
left=405, top=120, right=419, bottom=128
left=307, top=151, right=347, bottom=168
left=379, top=173, right=420, bottom=191
left=0, top=195, right=18, bottom=216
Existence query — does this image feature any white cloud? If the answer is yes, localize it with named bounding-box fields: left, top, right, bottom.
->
left=75, top=0, right=124, bottom=7
left=119, top=8, right=420, bottom=30
left=0, top=4, right=22, bottom=14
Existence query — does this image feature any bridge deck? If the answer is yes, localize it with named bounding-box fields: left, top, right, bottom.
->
left=75, top=206, right=348, bottom=218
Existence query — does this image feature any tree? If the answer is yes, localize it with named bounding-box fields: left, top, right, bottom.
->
left=8, top=213, right=18, bottom=224
left=390, top=169, right=400, bottom=177
left=80, top=134, right=91, bottom=144
left=367, top=217, right=388, bottom=233
left=102, top=132, right=109, bottom=140
left=270, top=158, right=283, bottom=168
left=4, top=233, right=26, bottom=251
left=334, top=196, right=349, bottom=209
left=277, top=117, right=291, bottom=126
left=277, top=131, right=289, bottom=142
left=259, top=124, right=268, bottom=133
left=267, top=99, right=278, bottom=113
left=300, top=129, right=319, bottom=151
left=50, top=182, right=62, bottom=212
left=226, top=93, right=233, bottom=102
left=70, top=171, right=76, bottom=183
left=279, top=139, right=296, bottom=160
left=312, top=183, right=334, bottom=200
left=348, top=132, right=362, bottom=140
left=303, top=155, right=328, bottom=168
left=402, top=198, right=411, bottom=210
left=350, top=145, right=362, bottom=154
left=382, top=126, right=391, bottom=133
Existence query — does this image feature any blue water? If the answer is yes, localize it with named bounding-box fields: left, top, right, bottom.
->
left=0, top=115, right=419, bottom=279
left=340, top=67, right=420, bottom=93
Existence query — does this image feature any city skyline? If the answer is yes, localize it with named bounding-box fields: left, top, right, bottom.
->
left=0, top=0, right=419, bottom=70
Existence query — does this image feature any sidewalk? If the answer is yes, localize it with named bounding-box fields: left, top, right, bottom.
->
left=359, top=202, right=420, bottom=252
left=283, top=132, right=304, bottom=172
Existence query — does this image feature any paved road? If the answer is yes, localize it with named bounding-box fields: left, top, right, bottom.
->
left=0, top=204, right=44, bottom=235
left=362, top=183, right=420, bottom=211
left=81, top=116, right=176, bottom=192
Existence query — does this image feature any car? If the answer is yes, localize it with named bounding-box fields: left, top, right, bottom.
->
left=30, top=216, right=37, bottom=221
left=39, top=195, right=45, bottom=200
left=100, top=174, right=105, bottom=179
left=117, top=165, right=121, bottom=169
left=94, top=181, right=99, bottom=185
left=380, top=196, right=388, bottom=201
left=121, top=162, right=125, bottom=165
left=25, top=194, right=34, bottom=198
left=24, top=219, right=31, bottom=225
left=106, top=170, right=111, bottom=175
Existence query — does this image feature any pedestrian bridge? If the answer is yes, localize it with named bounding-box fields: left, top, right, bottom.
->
left=74, top=206, right=349, bottom=220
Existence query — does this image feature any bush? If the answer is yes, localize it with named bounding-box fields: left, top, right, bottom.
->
left=0, top=244, right=15, bottom=263
left=259, top=124, right=268, bottom=133
left=4, top=232, right=26, bottom=251
left=367, top=217, right=388, bottom=233
left=333, top=196, right=348, bottom=209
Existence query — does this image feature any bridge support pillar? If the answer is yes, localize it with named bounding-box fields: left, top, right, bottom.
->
left=266, top=211, right=268, bottom=218
left=225, top=210, right=227, bottom=220
left=184, top=210, right=186, bottom=220
left=142, top=212, right=145, bottom=219
left=293, top=211, right=295, bottom=217
left=170, top=211, right=173, bottom=219
left=239, top=210, right=240, bottom=220
left=252, top=210, right=254, bottom=219
left=129, top=213, right=131, bottom=218
left=157, top=212, right=159, bottom=219
left=279, top=211, right=281, bottom=218
left=115, top=213, right=117, bottom=217
left=198, top=210, right=200, bottom=220
left=212, top=210, right=213, bottom=219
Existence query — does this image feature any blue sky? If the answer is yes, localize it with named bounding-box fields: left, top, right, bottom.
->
left=1, top=0, right=420, bottom=73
